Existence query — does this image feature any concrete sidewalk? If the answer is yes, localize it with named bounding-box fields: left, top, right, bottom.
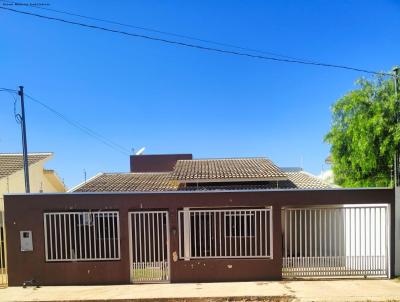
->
left=1, top=279, right=400, bottom=302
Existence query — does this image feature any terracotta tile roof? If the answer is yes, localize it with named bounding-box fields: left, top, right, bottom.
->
left=72, top=172, right=178, bottom=192
left=284, top=171, right=331, bottom=189
left=72, top=170, right=331, bottom=192
left=0, top=153, right=52, bottom=180
left=171, top=158, right=286, bottom=182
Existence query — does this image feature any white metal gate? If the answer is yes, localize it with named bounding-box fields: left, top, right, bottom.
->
left=128, top=211, right=170, bottom=283
left=282, top=205, right=390, bottom=278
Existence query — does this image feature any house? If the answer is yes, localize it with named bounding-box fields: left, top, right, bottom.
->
left=2, top=154, right=394, bottom=286
left=0, top=152, right=66, bottom=287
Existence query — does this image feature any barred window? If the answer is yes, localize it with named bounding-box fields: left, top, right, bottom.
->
left=178, top=208, right=273, bottom=259
left=44, top=211, right=120, bottom=261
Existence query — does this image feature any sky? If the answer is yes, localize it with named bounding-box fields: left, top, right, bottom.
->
left=0, top=0, right=399, bottom=189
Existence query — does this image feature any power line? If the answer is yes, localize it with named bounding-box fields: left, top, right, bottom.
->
left=0, top=6, right=394, bottom=77
left=0, top=0, right=317, bottom=63
left=23, top=92, right=131, bottom=156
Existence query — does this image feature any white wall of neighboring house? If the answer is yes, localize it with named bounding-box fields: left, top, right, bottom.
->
left=319, top=169, right=335, bottom=185
left=0, top=158, right=66, bottom=211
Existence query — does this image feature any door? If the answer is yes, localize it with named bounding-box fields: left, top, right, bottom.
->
left=128, top=211, right=170, bottom=283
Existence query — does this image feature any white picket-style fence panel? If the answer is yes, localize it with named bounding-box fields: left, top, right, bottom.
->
left=282, top=205, right=390, bottom=278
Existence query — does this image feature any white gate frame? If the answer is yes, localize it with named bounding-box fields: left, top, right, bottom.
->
left=128, top=211, right=171, bottom=283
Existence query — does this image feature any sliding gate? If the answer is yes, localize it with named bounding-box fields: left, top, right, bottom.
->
left=282, top=205, right=390, bottom=278
left=128, top=211, right=170, bottom=283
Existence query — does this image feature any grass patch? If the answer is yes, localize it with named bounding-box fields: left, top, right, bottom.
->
left=133, top=267, right=168, bottom=281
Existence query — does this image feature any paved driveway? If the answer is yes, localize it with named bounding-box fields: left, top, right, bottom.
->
left=0, top=279, right=399, bottom=302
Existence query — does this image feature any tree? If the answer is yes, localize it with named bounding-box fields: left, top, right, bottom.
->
left=324, top=76, right=399, bottom=187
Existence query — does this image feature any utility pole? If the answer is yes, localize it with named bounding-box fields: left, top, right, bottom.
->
left=18, top=86, right=30, bottom=193
left=393, top=66, right=400, bottom=277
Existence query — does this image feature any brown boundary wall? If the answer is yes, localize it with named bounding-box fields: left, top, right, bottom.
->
left=3, top=188, right=395, bottom=286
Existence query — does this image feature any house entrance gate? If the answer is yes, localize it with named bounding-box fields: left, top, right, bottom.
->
left=128, top=211, right=170, bottom=283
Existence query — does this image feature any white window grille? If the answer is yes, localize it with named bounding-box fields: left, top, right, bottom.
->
left=44, top=211, right=120, bottom=262
left=178, top=208, right=273, bottom=259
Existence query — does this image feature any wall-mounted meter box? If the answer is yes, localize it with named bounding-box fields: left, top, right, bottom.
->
left=20, top=230, right=33, bottom=251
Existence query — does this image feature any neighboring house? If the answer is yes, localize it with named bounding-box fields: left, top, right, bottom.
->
left=0, top=152, right=66, bottom=286
left=3, top=153, right=393, bottom=286
left=0, top=153, right=66, bottom=201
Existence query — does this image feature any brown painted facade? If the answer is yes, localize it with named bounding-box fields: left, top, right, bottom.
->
left=130, top=154, right=193, bottom=172
left=4, top=188, right=395, bottom=286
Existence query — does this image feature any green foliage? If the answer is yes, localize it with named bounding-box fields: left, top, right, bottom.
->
left=324, top=76, right=399, bottom=187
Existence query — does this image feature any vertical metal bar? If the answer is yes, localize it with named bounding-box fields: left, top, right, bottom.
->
left=363, top=208, right=366, bottom=276
left=218, top=211, right=222, bottom=257
left=60, top=213, right=68, bottom=259
left=254, top=210, right=257, bottom=256
left=43, top=214, right=48, bottom=261
left=161, top=213, right=165, bottom=278
left=87, top=213, right=92, bottom=259
left=49, top=214, right=54, bottom=260
left=139, top=213, right=142, bottom=271
left=244, top=210, right=247, bottom=257
left=289, top=210, right=292, bottom=263
left=152, top=213, right=156, bottom=276
left=112, top=213, right=116, bottom=259
left=233, top=211, right=236, bottom=256
left=54, top=214, right=59, bottom=260
left=157, top=213, right=161, bottom=265
left=68, top=214, right=72, bottom=260
left=259, top=210, right=262, bottom=256
left=128, top=213, right=133, bottom=282
left=214, top=212, right=217, bottom=257
left=82, top=213, right=87, bottom=260
left=73, top=214, right=77, bottom=260
left=378, top=207, right=381, bottom=272
left=102, top=213, right=106, bottom=259
left=97, top=213, right=101, bottom=258
left=309, top=209, right=312, bottom=269
left=133, top=213, right=137, bottom=269
left=204, top=212, right=207, bottom=257
left=194, top=212, right=197, bottom=257
left=304, top=209, right=307, bottom=268
left=284, top=210, right=287, bottom=261
left=58, top=214, right=63, bottom=259
left=229, top=211, right=232, bottom=256
left=147, top=213, right=150, bottom=267
left=295, top=210, right=297, bottom=265
left=369, top=208, right=372, bottom=275
left=107, top=213, right=111, bottom=259
left=178, top=212, right=181, bottom=258
left=249, top=211, right=253, bottom=256
left=300, top=210, right=302, bottom=265
left=199, top=212, right=202, bottom=257
left=166, top=212, right=171, bottom=281
left=269, top=208, right=273, bottom=258
left=209, top=212, right=212, bottom=257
